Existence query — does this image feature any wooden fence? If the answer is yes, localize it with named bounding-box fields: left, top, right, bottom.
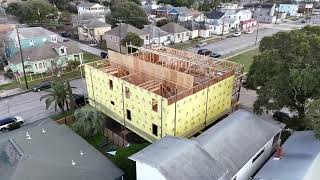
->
left=56, top=115, right=75, bottom=125
left=104, top=128, right=129, bottom=148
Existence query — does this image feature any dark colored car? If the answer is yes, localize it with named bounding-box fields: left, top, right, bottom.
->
left=74, top=94, right=88, bottom=107
left=101, top=52, right=108, bottom=59
left=61, top=32, right=71, bottom=38
left=198, top=49, right=211, bottom=56
left=210, top=52, right=221, bottom=58
left=0, top=116, right=24, bottom=131
left=32, top=81, right=52, bottom=92
left=273, top=111, right=291, bottom=122
left=63, top=39, right=70, bottom=42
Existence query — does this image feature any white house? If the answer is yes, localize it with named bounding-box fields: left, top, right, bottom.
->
left=78, top=20, right=111, bottom=42
left=130, top=110, right=283, bottom=180
left=168, top=6, right=204, bottom=22
left=160, top=22, right=190, bottom=43
left=142, top=24, right=171, bottom=45
left=77, top=2, right=105, bottom=16
left=180, top=21, right=211, bottom=38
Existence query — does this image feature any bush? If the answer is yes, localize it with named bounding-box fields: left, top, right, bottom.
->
left=67, top=60, right=80, bottom=70
left=8, top=122, right=21, bottom=131
left=156, top=19, right=169, bottom=27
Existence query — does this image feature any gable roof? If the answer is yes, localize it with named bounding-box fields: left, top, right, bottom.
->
left=157, top=4, right=173, bottom=12
left=254, top=131, right=320, bottom=180
left=0, top=121, right=124, bottom=180
left=160, top=22, right=189, bottom=34
left=170, top=6, right=200, bottom=16
left=180, top=21, right=210, bottom=31
left=106, top=23, right=149, bottom=38
left=6, top=27, right=56, bottom=40
left=9, top=41, right=82, bottom=64
left=130, top=109, right=282, bottom=180
left=142, top=25, right=170, bottom=38
left=77, top=2, right=103, bottom=8
left=80, top=19, right=111, bottom=29
left=207, top=11, right=225, bottom=20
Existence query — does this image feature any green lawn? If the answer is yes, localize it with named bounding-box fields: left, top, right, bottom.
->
left=169, top=37, right=205, bottom=50
left=83, top=52, right=101, bottom=63
left=227, top=48, right=260, bottom=72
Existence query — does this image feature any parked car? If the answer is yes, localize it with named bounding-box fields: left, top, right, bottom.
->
left=63, top=39, right=70, bottom=42
left=197, top=49, right=211, bottom=56
left=61, top=32, right=71, bottom=38
left=209, top=52, right=221, bottom=58
left=73, top=94, right=88, bottom=107
left=273, top=111, right=291, bottom=123
left=32, top=81, right=52, bottom=92
left=0, top=116, right=24, bottom=131
left=245, top=30, right=253, bottom=34
left=196, top=42, right=207, bottom=47
left=301, top=19, right=306, bottom=23
left=232, top=32, right=242, bottom=37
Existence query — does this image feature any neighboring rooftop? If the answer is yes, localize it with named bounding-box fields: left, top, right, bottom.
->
left=9, top=41, right=82, bottom=64
left=180, top=21, right=210, bottom=31
left=77, top=2, right=102, bottom=8
left=207, top=11, right=225, bottom=19
left=171, top=6, right=200, bottom=16
left=6, top=27, right=56, bottom=40
left=0, top=121, right=124, bottom=180
left=160, top=22, right=189, bottom=34
left=80, top=19, right=111, bottom=28
left=130, top=109, right=282, bottom=180
left=254, top=131, right=320, bottom=180
left=142, top=24, right=170, bottom=38
left=106, top=23, right=149, bottom=38
left=72, top=13, right=105, bottom=22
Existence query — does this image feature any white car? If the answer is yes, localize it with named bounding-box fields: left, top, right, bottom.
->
left=0, top=116, right=24, bottom=131
left=232, top=32, right=242, bottom=37
left=196, top=42, right=207, bottom=47
left=245, top=30, right=254, bottom=34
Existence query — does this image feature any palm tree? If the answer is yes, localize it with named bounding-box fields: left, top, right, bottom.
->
left=72, top=106, right=105, bottom=137
left=40, top=81, right=68, bottom=112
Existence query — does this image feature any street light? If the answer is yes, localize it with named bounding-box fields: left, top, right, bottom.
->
left=15, top=26, right=29, bottom=89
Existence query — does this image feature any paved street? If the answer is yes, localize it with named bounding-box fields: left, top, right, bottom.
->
left=0, top=78, right=87, bottom=124
left=188, top=28, right=285, bottom=55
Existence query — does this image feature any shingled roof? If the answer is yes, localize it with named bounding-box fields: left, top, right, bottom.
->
left=106, top=23, right=149, bottom=38
left=160, top=22, right=189, bottom=34
left=130, top=109, right=282, bottom=180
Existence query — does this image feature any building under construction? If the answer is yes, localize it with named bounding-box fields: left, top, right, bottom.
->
left=84, top=46, right=243, bottom=142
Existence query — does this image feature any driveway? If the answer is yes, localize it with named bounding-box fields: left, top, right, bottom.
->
left=0, top=78, right=87, bottom=125
left=188, top=28, right=285, bottom=55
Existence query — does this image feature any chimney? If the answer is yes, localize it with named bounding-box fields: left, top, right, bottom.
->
left=274, top=147, right=283, bottom=160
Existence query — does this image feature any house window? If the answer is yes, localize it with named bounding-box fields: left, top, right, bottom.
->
left=74, top=55, right=80, bottom=61
left=60, top=48, right=65, bottom=54
left=29, top=40, right=34, bottom=47
left=42, top=38, right=47, bottom=42
left=35, top=64, right=38, bottom=69
left=152, top=124, right=158, bottom=136
left=39, top=63, right=43, bottom=69
left=126, top=109, right=131, bottom=120
left=177, top=34, right=180, bottom=38
left=152, top=99, right=158, bottom=112
left=252, top=148, right=265, bottom=163
left=109, top=80, right=113, bottom=90
left=43, top=62, right=46, bottom=68
left=145, top=36, right=149, bottom=40
left=125, top=87, right=130, bottom=98
left=111, top=101, right=115, bottom=105
left=272, top=132, right=281, bottom=147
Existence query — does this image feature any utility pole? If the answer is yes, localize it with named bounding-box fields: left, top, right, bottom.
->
left=16, top=26, right=29, bottom=89
left=221, top=17, right=225, bottom=39
left=117, top=19, right=122, bottom=53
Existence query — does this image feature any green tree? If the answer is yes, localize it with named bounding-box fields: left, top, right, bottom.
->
left=49, top=0, right=70, bottom=10
left=121, top=32, right=144, bottom=47
left=40, top=81, right=69, bottom=113
left=247, top=26, right=320, bottom=120
left=306, top=99, right=320, bottom=139
left=72, top=106, right=105, bottom=137
left=6, top=0, right=57, bottom=23
left=156, top=19, right=169, bottom=27
left=157, top=0, right=195, bottom=8
left=109, top=0, right=148, bottom=28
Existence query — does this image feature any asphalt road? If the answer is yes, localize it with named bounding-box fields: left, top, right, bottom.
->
left=188, top=28, right=285, bottom=55
left=0, top=78, right=87, bottom=124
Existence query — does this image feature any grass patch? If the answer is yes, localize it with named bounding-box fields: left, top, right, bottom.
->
left=169, top=37, right=205, bottom=50
left=83, top=52, right=101, bottom=63
left=85, top=133, right=106, bottom=147
left=227, top=48, right=260, bottom=72
left=0, top=81, right=24, bottom=91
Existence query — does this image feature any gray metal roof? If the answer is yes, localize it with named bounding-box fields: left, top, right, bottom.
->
left=142, top=25, right=170, bottom=38
left=0, top=121, right=124, bottom=180
left=196, top=109, right=282, bottom=179
left=130, top=109, right=282, bottom=180
left=254, top=131, right=320, bottom=180
left=106, top=23, right=149, bottom=37
left=9, top=41, right=82, bottom=64
left=6, top=27, right=57, bottom=40
left=130, top=136, right=229, bottom=180
left=160, top=22, right=189, bottom=34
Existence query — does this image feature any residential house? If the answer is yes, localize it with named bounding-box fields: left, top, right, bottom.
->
left=84, top=47, right=243, bottom=142
left=222, top=9, right=255, bottom=30
left=130, top=109, right=283, bottom=180
left=298, top=3, right=313, bottom=14
left=71, top=14, right=105, bottom=28
left=142, top=24, right=171, bottom=45
left=77, top=2, right=105, bottom=16
left=105, top=23, right=150, bottom=53
left=168, top=6, right=205, bottom=22
left=206, top=11, right=229, bottom=35
left=160, top=22, right=191, bottom=43
left=6, top=41, right=83, bottom=75
left=0, top=121, right=124, bottom=180
left=254, top=131, right=320, bottom=180
left=141, top=0, right=159, bottom=15
left=278, top=3, right=299, bottom=16
left=245, top=4, right=282, bottom=24
left=154, top=4, right=173, bottom=17
left=78, top=20, right=111, bottom=42
left=180, top=21, right=212, bottom=38
left=4, top=27, right=58, bottom=59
